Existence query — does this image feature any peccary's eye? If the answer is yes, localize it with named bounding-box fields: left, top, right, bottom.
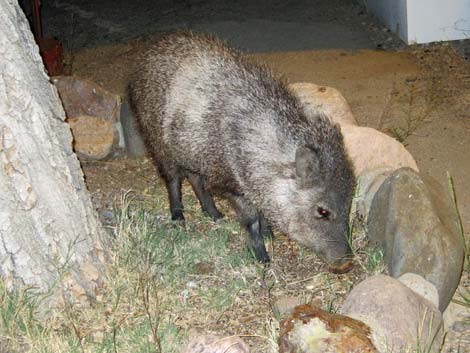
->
left=316, top=207, right=330, bottom=219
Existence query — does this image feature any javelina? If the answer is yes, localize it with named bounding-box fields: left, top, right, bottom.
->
left=128, top=31, right=355, bottom=272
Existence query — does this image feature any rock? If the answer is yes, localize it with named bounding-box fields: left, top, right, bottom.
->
left=120, top=99, right=147, bottom=158
left=52, top=76, right=120, bottom=122
left=340, top=275, right=444, bottom=353
left=182, top=335, right=250, bottom=353
left=289, top=83, right=419, bottom=176
left=67, top=115, right=115, bottom=160
left=367, top=168, right=464, bottom=311
left=340, top=125, right=418, bottom=176
left=274, top=296, right=304, bottom=316
left=288, top=82, right=357, bottom=126
left=351, top=168, right=394, bottom=225
left=398, top=273, right=439, bottom=308
left=279, top=304, right=378, bottom=353
left=52, top=76, right=124, bottom=160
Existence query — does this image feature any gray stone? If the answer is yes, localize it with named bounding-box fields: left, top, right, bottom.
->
left=340, top=275, right=444, bottom=353
left=120, top=99, right=147, bottom=158
left=367, top=168, right=464, bottom=311
left=398, top=273, right=439, bottom=309
left=351, top=167, right=394, bottom=225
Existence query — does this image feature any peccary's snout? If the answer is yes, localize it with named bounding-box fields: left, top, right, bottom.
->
left=328, top=255, right=354, bottom=274
left=322, top=239, right=354, bottom=274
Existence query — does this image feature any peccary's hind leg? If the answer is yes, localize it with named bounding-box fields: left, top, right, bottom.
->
left=187, top=172, right=224, bottom=221
left=259, top=213, right=273, bottom=239
left=226, top=193, right=270, bottom=263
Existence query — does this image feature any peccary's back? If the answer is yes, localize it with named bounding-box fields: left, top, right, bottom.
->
left=130, top=32, right=303, bottom=190
left=129, top=31, right=352, bottom=204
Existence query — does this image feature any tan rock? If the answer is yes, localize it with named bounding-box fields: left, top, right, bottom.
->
left=341, top=275, right=444, bottom=353
left=67, top=115, right=115, bottom=160
left=288, top=82, right=357, bottom=126
left=340, top=125, right=419, bottom=176
left=289, top=82, right=419, bottom=176
left=398, top=273, right=439, bottom=309
left=53, top=76, right=124, bottom=159
left=182, top=335, right=250, bottom=353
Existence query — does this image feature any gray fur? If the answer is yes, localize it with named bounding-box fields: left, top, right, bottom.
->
left=128, top=31, right=355, bottom=267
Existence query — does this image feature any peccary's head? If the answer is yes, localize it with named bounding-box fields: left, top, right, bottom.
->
left=272, top=121, right=355, bottom=273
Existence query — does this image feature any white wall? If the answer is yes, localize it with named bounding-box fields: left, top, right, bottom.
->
left=407, top=0, right=470, bottom=43
left=367, top=0, right=470, bottom=44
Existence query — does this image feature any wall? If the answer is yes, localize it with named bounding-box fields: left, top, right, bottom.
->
left=367, top=0, right=470, bottom=44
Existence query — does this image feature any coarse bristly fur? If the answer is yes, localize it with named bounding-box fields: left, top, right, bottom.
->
left=128, top=30, right=356, bottom=268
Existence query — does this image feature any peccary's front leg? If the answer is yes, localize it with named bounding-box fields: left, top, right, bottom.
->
left=226, top=193, right=270, bottom=263
left=187, top=172, right=224, bottom=221
left=164, top=175, right=185, bottom=222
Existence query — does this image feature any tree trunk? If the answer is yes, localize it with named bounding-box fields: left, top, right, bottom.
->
left=0, top=0, right=107, bottom=304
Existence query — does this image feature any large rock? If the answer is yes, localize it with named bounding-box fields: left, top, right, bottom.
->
left=398, top=273, right=439, bottom=309
left=341, top=275, right=444, bottom=353
left=288, top=82, right=357, bottom=126
left=367, top=168, right=464, bottom=311
left=289, top=82, right=418, bottom=176
left=52, top=76, right=124, bottom=160
left=340, top=125, right=418, bottom=176
left=351, top=168, right=394, bottom=225
left=67, top=115, right=115, bottom=160
left=52, top=76, right=120, bottom=122
left=279, top=304, right=378, bottom=353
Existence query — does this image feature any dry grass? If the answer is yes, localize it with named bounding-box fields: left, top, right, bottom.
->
left=6, top=162, right=469, bottom=353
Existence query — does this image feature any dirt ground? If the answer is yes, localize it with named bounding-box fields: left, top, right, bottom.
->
left=68, top=39, right=470, bottom=351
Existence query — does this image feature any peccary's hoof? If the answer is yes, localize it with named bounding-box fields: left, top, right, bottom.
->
left=251, top=246, right=271, bottom=264
left=328, top=259, right=354, bottom=274
left=171, top=210, right=185, bottom=222
left=170, top=214, right=186, bottom=228
left=207, top=210, right=224, bottom=221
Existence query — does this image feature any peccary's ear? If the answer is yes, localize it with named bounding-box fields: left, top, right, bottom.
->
left=295, top=145, right=319, bottom=189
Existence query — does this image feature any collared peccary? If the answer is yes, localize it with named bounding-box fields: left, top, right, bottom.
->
left=128, top=31, right=355, bottom=272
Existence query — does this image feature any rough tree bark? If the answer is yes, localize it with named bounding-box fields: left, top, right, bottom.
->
left=0, top=0, right=107, bottom=304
